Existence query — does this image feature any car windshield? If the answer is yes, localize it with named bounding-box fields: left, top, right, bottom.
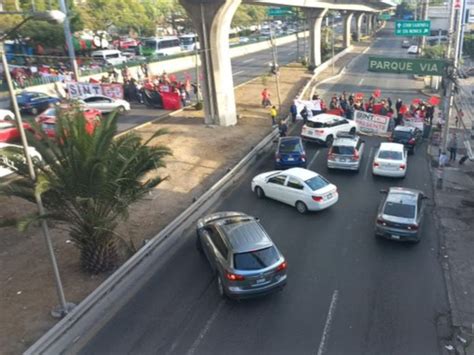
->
left=279, top=140, right=301, bottom=153
left=234, top=246, right=279, bottom=270
left=332, top=145, right=354, bottom=155
left=383, top=202, right=416, bottom=218
left=378, top=150, right=403, bottom=160
left=393, top=131, right=412, bottom=139
left=180, top=37, right=194, bottom=45
left=305, top=175, right=329, bottom=191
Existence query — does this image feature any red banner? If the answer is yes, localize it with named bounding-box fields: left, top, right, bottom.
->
left=161, top=91, right=181, bottom=110
left=428, top=96, right=441, bottom=106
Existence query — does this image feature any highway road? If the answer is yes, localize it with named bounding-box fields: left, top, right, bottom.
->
left=81, top=25, right=448, bottom=355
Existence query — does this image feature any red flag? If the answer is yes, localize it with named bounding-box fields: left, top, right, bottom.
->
left=399, top=105, right=408, bottom=114
left=355, top=92, right=364, bottom=101
left=428, top=96, right=441, bottom=106
left=373, top=89, right=381, bottom=98
left=412, top=98, right=422, bottom=105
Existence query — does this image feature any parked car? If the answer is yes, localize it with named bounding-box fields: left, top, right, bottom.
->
left=196, top=212, right=287, bottom=299
left=301, top=113, right=357, bottom=146
left=35, top=106, right=102, bottom=124
left=16, top=92, right=61, bottom=115
left=401, top=40, right=411, bottom=48
left=275, top=136, right=306, bottom=169
left=327, top=132, right=365, bottom=171
left=251, top=167, right=338, bottom=214
left=407, top=45, right=419, bottom=54
left=375, top=187, right=428, bottom=243
left=0, top=142, right=42, bottom=178
left=78, top=95, right=131, bottom=113
left=0, top=109, right=14, bottom=121
left=0, top=120, right=32, bottom=143
left=389, top=126, right=422, bottom=154
left=372, top=142, right=407, bottom=178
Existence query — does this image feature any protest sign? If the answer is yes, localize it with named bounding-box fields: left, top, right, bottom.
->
left=354, top=110, right=390, bottom=135
left=67, top=82, right=124, bottom=99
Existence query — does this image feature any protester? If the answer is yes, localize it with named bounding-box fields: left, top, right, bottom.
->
left=448, top=133, right=458, bottom=161
left=261, top=88, right=271, bottom=107
left=290, top=102, right=298, bottom=123
left=396, top=98, right=403, bottom=114
left=278, top=120, right=288, bottom=137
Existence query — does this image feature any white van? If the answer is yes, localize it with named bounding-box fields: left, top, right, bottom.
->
left=144, top=37, right=182, bottom=56
left=91, top=50, right=127, bottom=66
left=179, top=34, right=200, bottom=52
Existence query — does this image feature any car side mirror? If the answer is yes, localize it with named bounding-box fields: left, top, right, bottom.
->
left=380, top=189, right=388, bottom=194
left=255, top=217, right=261, bottom=222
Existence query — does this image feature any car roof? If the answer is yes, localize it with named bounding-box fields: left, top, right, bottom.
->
left=307, top=113, right=343, bottom=123
left=386, top=187, right=421, bottom=205
left=394, top=126, right=415, bottom=132
left=285, top=167, right=317, bottom=180
left=279, top=136, right=301, bottom=144
left=216, top=218, right=273, bottom=253
left=379, top=142, right=404, bottom=151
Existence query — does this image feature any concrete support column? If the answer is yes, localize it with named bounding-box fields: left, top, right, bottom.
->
left=305, top=8, right=328, bottom=68
left=366, top=14, right=373, bottom=35
left=355, top=13, right=364, bottom=41
left=372, top=15, right=378, bottom=32
left=343, top=12, right=354, bottom=48
left=180, top=0, right=241, bottom=126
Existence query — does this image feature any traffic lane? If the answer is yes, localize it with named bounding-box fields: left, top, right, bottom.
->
left=80, top=134, right=445, bottom=354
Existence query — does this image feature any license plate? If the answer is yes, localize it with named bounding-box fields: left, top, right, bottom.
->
left=339, top=158, right=346, bottom=162
left=287, top=157, right=295, bottom=161
left=391, top=234, right=400, bottom=240
left=326, top=193, right=333, bottom=199
left=256, top=278, right=266, bottom=284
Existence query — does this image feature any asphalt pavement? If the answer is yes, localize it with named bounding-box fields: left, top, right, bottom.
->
left=81, top=25, right=449, bottom=355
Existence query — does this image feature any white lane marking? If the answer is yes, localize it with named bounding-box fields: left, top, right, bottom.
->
left=308, top=150, right=321, bottom=168
left=233, top=70, right=244, bottom=76
left=358, top=78, right=365, bottom=85
left=363, top=147, right=375, bottom=180
left=316, top=290, right=339, bottom=355
left=242, top=58, right=254, bottom=63
left=186, top=301, right=224, bottom=355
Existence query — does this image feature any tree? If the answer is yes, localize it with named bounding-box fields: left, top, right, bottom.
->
left=0, top=108, right=171, bottom=273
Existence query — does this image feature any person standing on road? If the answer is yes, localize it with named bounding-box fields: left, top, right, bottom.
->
left=396, top=98, right=403, bottom=114
left=448, top=133, right=458, bottom=161
left=278, top=120, right=288, bottom=137
left=290, top=102, right=298, bottom=123
left=270, top=105, right=278, bottom=125
left=261, top=88, right=271, bottom=107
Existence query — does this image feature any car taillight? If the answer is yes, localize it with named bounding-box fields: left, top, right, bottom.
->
left=408, top=138, right=416, bottom=144
left=407, top=224, right=418, bottom=230
left=301, top=153, right=306, bottom=162
left=376, top=217, right=387, bottom=226
left=276, top=261, right=287, bottom=272
left=373, top=162, right=379, bottom=167
left=312, top=196, right=323, bottom=202
left=353, top=150, right=359, bottom=160
left=400, top=164, right=406, bottom=169
left=226, top=272, right=245, bottom=281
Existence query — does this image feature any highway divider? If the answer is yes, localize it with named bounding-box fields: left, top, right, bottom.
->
left=25, top=44, right=358, bottom=355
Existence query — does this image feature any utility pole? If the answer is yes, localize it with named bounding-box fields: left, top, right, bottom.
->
left=58, top=0, right=80, bottom=81
left=420, top=0, right=429, bottom=53
left=194, top=46, right=201, bottom=104
left=441, top=0, right=463, bottom=152
left=331, top=15, right=335, bottom=74
left=270, top=25, right=282, bottom=111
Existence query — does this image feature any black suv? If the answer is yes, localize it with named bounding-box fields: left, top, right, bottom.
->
left=390, top=126, right=422, bottom=154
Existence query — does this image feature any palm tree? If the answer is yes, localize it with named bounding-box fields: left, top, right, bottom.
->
left=0, top=108, right=171, bottom=274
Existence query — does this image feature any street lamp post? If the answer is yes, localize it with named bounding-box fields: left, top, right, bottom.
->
left=0, top=11, right=75, bottom=318
left=58, top=0, right=80, bottom=81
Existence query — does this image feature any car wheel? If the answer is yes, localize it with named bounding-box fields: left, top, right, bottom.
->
left=217, top=275, right=227, bottom=298
left=30, top=107, right=38, bottom=115
left=118, top=106, right=125, bottom=113
left=295, top=201, right=308, bottom=214
left=349, top=127, right=356, bottom=134
left=255, top=186, right=265, bottom=199
left=325, top=135, right=334, bottom=147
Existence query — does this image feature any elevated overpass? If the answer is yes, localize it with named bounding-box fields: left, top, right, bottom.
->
left=179, top=0, right=396, bottom=126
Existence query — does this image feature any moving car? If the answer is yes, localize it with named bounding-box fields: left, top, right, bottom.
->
left=251, top=167, right=338, bottom=214
left=196, top=212, right=287, bottom=299
left=78, top=95, right=131, bottom=113
left=0, top=120, right=32, bottom=143
left=274, top=136, right=307, bottom=169
left=389, top=125, right=422, bottom=154
left=91, top=49, right=128, bottom=66
left=407, top=45, right=419, bottom=54
left=16, top=92, right=61, bottom=115
left=301, top=113, right=357, bottom=146
left=327, top=132, right=365, bottom=171
left=35, top=106, right=102, bottom=124
left=0, top=142, right=42, bottom=178
left=375, top=187, right=427, bottom=243
left=0, top=109, right=14, bottom=121
left=401, top=40, right=411, bottom=48
left=372, top=143, right=407, bottom=178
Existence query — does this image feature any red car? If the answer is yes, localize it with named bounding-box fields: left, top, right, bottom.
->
left=0, top=120, right=32, bottom=143
left=39, top=116, right=99, bottom=139
left=35, top=106, right=102, bottom=124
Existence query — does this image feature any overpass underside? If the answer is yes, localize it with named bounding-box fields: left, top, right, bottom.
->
left=180, top=0, right=395, bottom=126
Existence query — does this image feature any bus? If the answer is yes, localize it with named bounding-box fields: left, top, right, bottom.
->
left=143, top=37, right=182, bottom=57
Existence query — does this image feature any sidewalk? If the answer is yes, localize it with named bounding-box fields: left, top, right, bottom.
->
left=429, top=76, right=474, bottom=354
left=0, top=41, right=372, bottom=355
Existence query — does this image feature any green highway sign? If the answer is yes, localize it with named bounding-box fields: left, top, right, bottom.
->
left=368, top=56, right=447, bottom=76
left=267, top=6, right=293, bottom=16
left=395, top=20, right=431, bottom=36
left=379, top=14, right=391, bottom=20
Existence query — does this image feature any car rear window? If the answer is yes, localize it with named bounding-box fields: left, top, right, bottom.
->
left=279, top=140, right=301, bottom=153
left=393, top=131, right=411, bottom=139
left=332, top=146, right=354, bottom=155
left=383, top=202, right=415, bottom=218
left=305, top=175, right=329, bottom=191
left=306, top=121, right=327, bottom=128
left=234, top=246, right=279, bottom=270
left=378, top=150, right=403, bottom=160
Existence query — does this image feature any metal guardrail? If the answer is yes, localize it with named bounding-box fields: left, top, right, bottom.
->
left=25, top=44, right=356, bottom=355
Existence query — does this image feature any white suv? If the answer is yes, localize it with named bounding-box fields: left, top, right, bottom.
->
left=301, top=113, right=358, bottom=146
